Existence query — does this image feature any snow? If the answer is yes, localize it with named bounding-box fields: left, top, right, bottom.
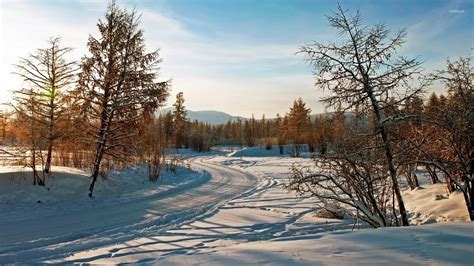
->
left=228, top=145, right=312, bottom=158
left=403, top=183, right=469, bottom=224
left=0, top=152, right=472, bottom=264
left=153, top=222, right=471, bottom=266
left=0, top=165, right=202, bottom=207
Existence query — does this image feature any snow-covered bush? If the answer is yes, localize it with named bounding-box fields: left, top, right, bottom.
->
left=289, top=144, right=399, bottom=228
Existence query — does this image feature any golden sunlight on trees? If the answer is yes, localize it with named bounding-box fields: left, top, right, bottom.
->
left=77, top=2, right=170, bottom=197
left=422, top=58, right=473, bottom=220
left=12, top=37, right=76, bottom=183
left=294, top=4, right=428, bottom=226
left=173, top=92, right=188, bottom=149
left=281, top=98, right=311, bottom=157
left=3, top=3, right=471, bottom=221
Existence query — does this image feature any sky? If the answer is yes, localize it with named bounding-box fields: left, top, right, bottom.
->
left=0, top=0, right=472, bottom=118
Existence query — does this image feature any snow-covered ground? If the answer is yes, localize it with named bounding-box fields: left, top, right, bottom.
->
left=227, top=145, right=312, bottom=158
left=0, top=147, right=472, bottom=264
left=67, top=222, right=473, bottom=265
left=0, top=165, right=198, bottom=207
left=0, top=157, right=258, bottom=263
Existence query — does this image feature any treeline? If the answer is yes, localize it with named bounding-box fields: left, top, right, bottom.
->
left=160, top=96, right=349, bottom=157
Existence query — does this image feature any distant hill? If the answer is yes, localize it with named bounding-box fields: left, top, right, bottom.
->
left=157, top=107, right=245, bottom=125
left=157, top=108, right=360, bottom=125
left=310, top=112, right=356, bottom=123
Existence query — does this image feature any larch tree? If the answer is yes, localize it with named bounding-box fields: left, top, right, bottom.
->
left=13, top=37, right=76, bottom=174
left=13, top=90, right=44, bottom=185
left=0, top=111, right=9, bottom=144
left=275, top=113, right=286, bottom=154
left=297, top=5, right=426, bottom=226
left=426, top=57, right=473, bottom=220
left=284, top=98, right=311, bottom=157
left=78, top=2, right=169, bottom=197
left=422, top=93, right=449, bottom=186
left=244, top=115, right=257, bottom=147
left=261, top=114, right=272, bottom=149
left=173, top=92, right=187, bottom=149
left=140, top=114, right=167, bottom=181
left=398, top=95, right=424, bottom=190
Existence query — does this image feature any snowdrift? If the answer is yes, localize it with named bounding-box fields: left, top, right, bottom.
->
left=228, top=145, right=312, bottom=158
left=403, top=183, right=469, bottom=224
left=0, top=165, right=202, bottom=207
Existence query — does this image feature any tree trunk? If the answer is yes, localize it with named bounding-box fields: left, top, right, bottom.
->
left=32, top=147, right=37, bottom=186
left=44, top=106, right=55, bottom=174
left=465, top=177, right=474, bottom=221
left=406, top=175, right=415, bottom=190
left=88, top=141, right=106, bottom=197
left=44, top=142, right=53, bottom=174
left=379, top=122, right=409, bottom=225
left=426, top=165, right=439, bottom=184
left=88, top=107, right=112, bottom=197
left=367, top=87, right=409, bottom=226
left=445, top=174, right=455, bottom=193
left=469, top=150, right=474, bottom=221
left=413, top=172, right=419, bottom=187
left=45, top=44, right=57, bottom=175
left=407, top=164, right=419, bottom=189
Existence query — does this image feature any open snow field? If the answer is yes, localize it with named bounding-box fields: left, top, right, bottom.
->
left=0, top=148, right=473, bottom=264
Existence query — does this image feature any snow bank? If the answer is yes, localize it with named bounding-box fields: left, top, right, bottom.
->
left=151, top=222, right=473, bottom=265
left=39, top=156, right=474, bottom=265
left=228, top=145, right=312, bottom=158
left=4, top=155, right=472, bottom=265
left=403, top=183, right=469, bottom=225
left=0, top=164, right=201, bottom=207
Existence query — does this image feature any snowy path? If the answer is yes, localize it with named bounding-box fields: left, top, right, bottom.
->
left=53, top=157, right=353, bottom=264
left=0, top=157, right=258, bottom=263
left=2, top=155, right=472, bottom=265
left=60, top=156, right=473, bottom=265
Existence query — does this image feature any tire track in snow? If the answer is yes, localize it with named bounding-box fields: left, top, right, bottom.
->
left=0, top=156, right=258, bottom=263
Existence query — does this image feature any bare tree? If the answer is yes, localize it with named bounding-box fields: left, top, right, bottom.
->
left=0, top=111, right=8, bottom=144
left=289, top=136, right=396, bottom=228
left=78, top=2, right=169, bottom=197
left=298, top=5, right=426, bottom=226
left=12, top=89, right=45, bottom=185
left=140, top=115, right=166, bottom=181
left=421, top=57, right=473, bottom=220
left=13, top=37, right=76, bottom=174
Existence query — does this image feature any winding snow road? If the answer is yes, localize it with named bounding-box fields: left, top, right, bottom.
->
left=0, top=156, right=258, bottom=263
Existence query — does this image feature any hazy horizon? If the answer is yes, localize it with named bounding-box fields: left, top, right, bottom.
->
left=1, top=0, right=472, bottom=117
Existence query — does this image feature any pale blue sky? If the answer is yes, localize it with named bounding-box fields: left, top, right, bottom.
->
left=1, top=0, right=472, bottom=117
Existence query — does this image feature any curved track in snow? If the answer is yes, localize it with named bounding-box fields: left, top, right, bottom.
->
left=0, top=156, right=258, bottom=263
